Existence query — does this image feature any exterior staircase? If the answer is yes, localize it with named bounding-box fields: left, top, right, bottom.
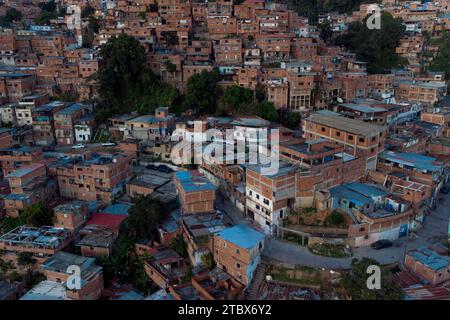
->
left=245, top=256, right=270, bottom=300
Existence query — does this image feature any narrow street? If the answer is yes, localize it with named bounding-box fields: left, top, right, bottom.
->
left=217, top=190, right=450, bottom=269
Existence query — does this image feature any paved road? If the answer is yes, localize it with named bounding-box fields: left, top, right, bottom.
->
left=216, top=190, right=450, bottom=269
left=264, top=193, right=450, bottom=269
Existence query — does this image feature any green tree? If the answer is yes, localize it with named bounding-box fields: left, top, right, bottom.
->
left=21, top=203, right=54, bottom=227
left=97, top=34, right=147, bottom=119
left=35, top=0, right=58, bottom=25
left=334, top=12, right=406, bottom=74
left=220, top=85, right=254, bottom=115
left=429, top=32, right=450, bottom=80
left=0, top=8, right=23, bottom=27
left=123, top=196, right=168, bottom=242
left=200, top=253, right=215, bottom=270
left=170, top=235, right=187, bottom=258
left=38, top=1, right=56, bottom=13
left=184, top=70, right=220, bottom=115
left=17, top=252, right=37, bottom=267
left=81, top=5, right=95, bottom=18
left=324, top=211, right=345, bottom=226
left=255, top=101, right=278, bottom=122
left=342, top=258, right=403, bottom=300
left=318, top=21, right=333, bottom=42
left=279, top=111, right=301, bottom=129
left=161, top=31, right=179, bottom=47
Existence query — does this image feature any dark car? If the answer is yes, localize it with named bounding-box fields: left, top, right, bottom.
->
left=145, top=164, right=158, bottom=170
left=157, top=164, right=173, bottom=173
left=371, top=239, right=393, bottom=250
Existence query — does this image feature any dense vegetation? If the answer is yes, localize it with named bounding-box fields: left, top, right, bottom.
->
left=35, top=0, right=62, bottom=25
left=335, top=12, right=407, bottom=73
left=342, top=258, right=403, bottom=300
left=0, top=203, right=54, bottom=233
left=285, top=0, right=380, bottom=22
left=96, top=34, right=182, bottom=122
left=429, top=32, right=450, bottom=80
left=96, top=196, right=168, bottom=294
left=96, top=34, right=302, bottom=128
left=0, top=8, right=23, bottom=27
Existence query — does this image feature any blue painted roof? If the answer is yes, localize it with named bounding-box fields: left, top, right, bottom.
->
left=175, top=171, right=216, bottom=192
left=5, top=166, right=35, bottom=178
left=345, top=183, right=388, bottom=198
left=102, top=203, right=132, bottom=216
left=409, top=247, right=450, bottom=271
left=55, top=103, right=85, bottom=116
left=380, top=151, right=442, bottom=172
left=330, top=185, right=374, bottom=207
left=216, top=224, right=265, bottom=249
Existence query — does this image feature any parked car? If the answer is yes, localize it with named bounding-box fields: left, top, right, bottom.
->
left=371, top=239, right=393, bottom=250
left=156, top=164, right=173, bottom=173
left=71, top=144, right=86, bottom=149
left=145, top=164, right=158, bottom=170
left=101, top=141, right=117, bottom=147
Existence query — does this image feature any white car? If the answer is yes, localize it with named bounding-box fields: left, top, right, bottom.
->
left=71, top=143, right=86, bottom=149
left=101, top=141, right=117, bottom=147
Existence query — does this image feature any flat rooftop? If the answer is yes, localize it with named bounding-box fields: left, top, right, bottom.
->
left=175, top=171, right=217, bottom=192
left=216, top=224, right=265, bottom=250
left=0, top=226, right=71, bottom=249
left=306, top=113, right=386, bottom=137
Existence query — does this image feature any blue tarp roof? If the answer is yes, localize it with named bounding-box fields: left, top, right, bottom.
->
left=175, top=171, right=216, bottom=192
left=215, top=224, right=265, bottom=250
left=409, top=247, right=450, bottom=271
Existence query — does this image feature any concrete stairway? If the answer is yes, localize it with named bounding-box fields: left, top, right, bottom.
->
left=245, top=257, right=270, bottom=300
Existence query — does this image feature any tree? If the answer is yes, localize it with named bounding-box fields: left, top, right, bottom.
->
left=429, top=32, right=450, bottom=80
left=220, top=85, right=254, bottom=115
left=123, top=196, right=168, bottom=242
left=35, top=0, right=58, bottom=25
left=170, top=235, right=187, bottom=258
left=184, top=70, right=220, bottom=115
left=342, top=258, right=403, bottom=300
left=200, top=253, right=215, bottom=270
left=334, top=12, right=406, bottom=74
left=0, top=8, right=23, bottom=27
left=324, top=211, right=345, bottom=226
left=97, top=34, right=147, bottom=119
left=279, top=111, right=301, bottom=129
left=161, top=31, right=179, bottom=47
left=318, top=21, right=333, bottom=42
left=17, top=252, right=36, bottom=267
left=21, top=203, right=54, bottom=227
left=38, top=0, right=56, bottom=13
left=81, top=5, right=95, bottom=18
left=255, top=101, right=278, bottom=122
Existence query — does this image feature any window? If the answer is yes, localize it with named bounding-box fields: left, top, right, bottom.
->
left=236, top=249, right=240, bottom=254
left=359, top=137, right=365, bottom=143
left=236, top=263, right=241, bottom=269
left=256, top=194, right=260, bottom=200
left=348, top=135, right=353, bottom=140
left=263, top=198, right=269, bottom=205
left=249, top=190, right=252, bottom=196
left=321, top=127, right=326, bottom=132
left=336, top=131, right=341, bottom=136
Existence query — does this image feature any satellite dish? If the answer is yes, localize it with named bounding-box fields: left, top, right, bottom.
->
left=337, top=97, right=344, bottom=103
